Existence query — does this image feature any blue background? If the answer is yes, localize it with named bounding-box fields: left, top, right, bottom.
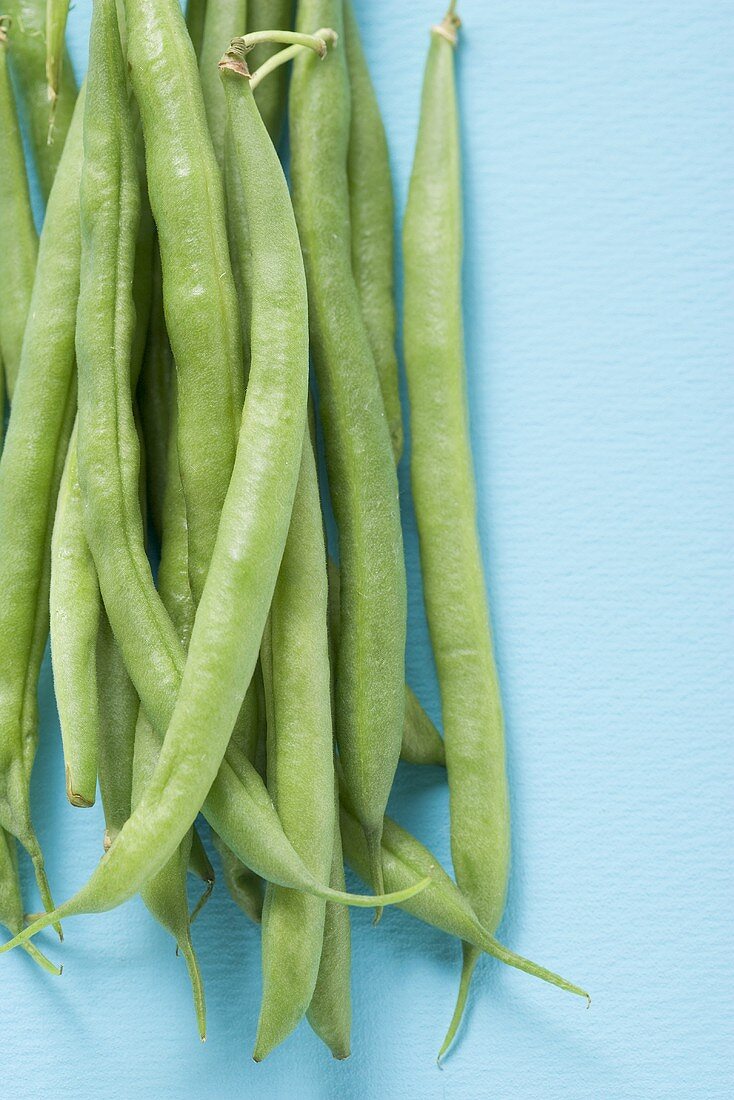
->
left=2, top=1, right=732, bottom=1097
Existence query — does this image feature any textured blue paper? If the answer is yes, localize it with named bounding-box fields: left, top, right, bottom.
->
left=2, top=2, right=732, bottom=1097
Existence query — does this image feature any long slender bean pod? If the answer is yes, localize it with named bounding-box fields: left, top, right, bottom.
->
left=0, top=39, right=427, bottom=956
left=343, top=1, right=402, bottom=460
left=50, top=424, right=99, bottom=808
left=96, top=614, right=138, bottom=849
left=326, top=556, right=444, bottom=768
left=403, top=6, right=512, bottom=1055
left=133, top=711, right=206, bottom=1039
left=254, top=432, right=333, bottom=1061
left=3, top=0, right=76, bottom=199
left=125, top=0, right=244, bottom=607
left=199, top=0, right=248, bottom=168
left=51, top=143, right=153, bottom=813
left=247, top=0, right=292, bottom=142
left=306, top=775, right=351, bottom=1059
left=0, top=20, right=37, bottom=399
left=290, top=0, right=407, bottom=909
left=0, top=86, right=84, bottom=921
left=339, top=794, right=588, bottom=1005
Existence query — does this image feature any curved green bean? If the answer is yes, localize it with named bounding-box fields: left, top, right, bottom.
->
left=340, top=793, right=588, bottom=1005
left=126, top=0, right=244, bottom=607
left=290, top=0, right=407, bottom=910
left=0, top=40, right=428, bottom=956
left=403, top=6, right=511, bottom=1056
left=3, top=0, right=77, bottom=199
left=0, top=20, right=37, bottom=399
left=343, top=1, right=402, bottom=460
left=133, top=711, right=206, bottom=1039
left=0, top=85, right=84, bottom=923
left=254, top=432, right=333, bottom=1061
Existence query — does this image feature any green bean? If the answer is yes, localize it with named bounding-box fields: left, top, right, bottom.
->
left=156, top=387, right=194, bottom=646
left=136, top=244, right=171, bottom=543
left=0, top=85, right=84, bottom=925
left=247, top=0, right=293, bottom=143
left=126, top=0, right=244, bottom=608
left=0, top=20, right=37, bottom=400
left=254, top=432, right=333, bottom=1061
left=0, top=828, right=60, bottom=974
left=45, top=0, right=71, bottom=122
left=0, top=36, right=428, bottom=958
left=3, top=0, right=76, bottom=199
left=199, top=0, right=248, bottom=169
left=218, top=665, right=264, bottom=920
left=403, top=5, right=512, bottom=1055
left=325, top=556, right=444, bottom=768
left=132, top=711, right=206, bottom=1040
left=96, top=614, right=137, bottom=849
left=153, top=376, right=215, bottom=929
left=75, top=7, right=211, bottom=1024
left=50, top=424, right=99, bottom=808
left=50, top=123, right=153, bottom=813
left=157, top=372, right=252, bottom=905
left=339, top=793, right=589, bottom=1005
left=343, top=1, right=402, bottom=460
left=290, top=0, right=407, bottom=911
left=306, top=775, right=351, bottom=1059
left=185, top=0, right=208, bottom=56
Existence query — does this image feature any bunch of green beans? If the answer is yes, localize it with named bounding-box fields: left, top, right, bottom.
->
left=0, top=0, right=587, bottom=1062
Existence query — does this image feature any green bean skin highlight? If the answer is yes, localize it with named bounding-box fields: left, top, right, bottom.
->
left=0, top=85, right=85, bottom=922
left=339, top=795, right=589, bottom=1006
left=199, top=0, right=248, bottom=169
left=247, top=0, right=293, bottom=143
left=403, top=8, right=512, bottom=1055
left=291, top=0, right=408, bottom=906
left=125, top=0, right=244, bottom=608
left=50, top=425, right=100, bottom=808
left=0, top=22, right=38, bottom=399
left=343, top=0, right=403, bottom=461
left=254, top=432, right=333, bottom=1061
left=306, top=775, right=351, bottom=1059
left=2, top=0, right=77, bottom=200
